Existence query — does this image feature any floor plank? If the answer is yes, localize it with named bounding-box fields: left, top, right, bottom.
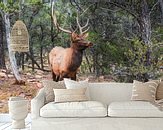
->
left=0, top=113, right=31, bottom=122
left=0, top=123, right=12, bottom=130
left=0, top=114, right=31, bottom=130
left=0, top=122, right=31, bottom=130
left=0, top=123, right=6, bottom=127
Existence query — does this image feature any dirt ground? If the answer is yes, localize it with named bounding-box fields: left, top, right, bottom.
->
left=0, top=69, right=115, bottom=113
left=0, top=70, right=45, bottom=113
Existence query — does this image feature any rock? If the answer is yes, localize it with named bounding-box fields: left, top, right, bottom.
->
left=35, top=75, right=43, bottom=79
left=26, top=73, right=31, bottom=76
left=0, top=72, right=7, bottom=78
left=99, top=76, right=105, bottom=81
left=8, top=74, right=14, bottom=78
left=36, top=70, right=44, bottom=75
left=1, top=69, right=7, bottom=73
left=27, top=79, right=39, bottom=82
left=19, top=93, right=25, bottom=98
left=36, top=82, right=43, bottom=88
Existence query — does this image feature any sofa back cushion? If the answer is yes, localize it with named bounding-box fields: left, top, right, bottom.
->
left=64, top=78, right=90, bottom=99
left=156, top=81, right=163, bottom=100
left=88, top=83, right=133, bottom=105
left=131, top=80, right=159, bottom=102
left=42, top=80, right=66, bottom=103
left=42, top=82, right=133, bottom=105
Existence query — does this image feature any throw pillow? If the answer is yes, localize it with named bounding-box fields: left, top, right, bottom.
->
left=64, top=78, right=90, bottom=99
left=53, top=88, right=88, bottom=103
left=156, top=81, right=163, bottom=100
left=131, top=80, right=159, bottom=102
left=42, top=80, right=66, bottom=103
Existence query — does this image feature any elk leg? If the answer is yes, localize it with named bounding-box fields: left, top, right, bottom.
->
left=52, top=72, right=56, bottom=81
left=71, top=74, right=76, bottom=81
left=56, top=76, right=60, bottom=82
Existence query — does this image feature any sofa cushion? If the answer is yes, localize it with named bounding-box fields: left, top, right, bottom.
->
left=64, top=78, right=90, bottom=99
left=131, top=80, right=159, bottom=102
left=40, top=101, right=107, bottom=117
left=53, top=88, right=88, bottom=103
left=108, top=101, right=163, bottom=117
left=42, top=80, right=66, bottom=103
left=156, top=81, right=163, bottom=100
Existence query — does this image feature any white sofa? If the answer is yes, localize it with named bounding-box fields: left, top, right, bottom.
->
left=31, top=83, right=163, bottom=130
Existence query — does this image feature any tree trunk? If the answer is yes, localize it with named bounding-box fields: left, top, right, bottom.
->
left=135, top=0, right=152, bottom=81
left=40, top=45, right=43, bottom=69
left=0, top=14, right=6, bottom=69
left=159, top=0, right=163, bottom=24
left=25, top=52, right=41, bottom=69
left=4, top=13, right=24, bottom=84
left=138, top=0, right=151, bottom=45
left=40, top=25, right=44, bottom=69
left=51, top=0, right=55, bottom=47
left=136, top=0, right=152, bottom=68
left=21, top=53, right=25, bottom=70
left=84, top=52, right=92, bottom=73
left=30, top=47, right=35, bottom=72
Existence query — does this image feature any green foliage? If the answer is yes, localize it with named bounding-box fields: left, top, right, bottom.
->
left=27, top=0, right=41, bottom=3
left=122, top=38, right=161, bottom=82
left=0, top=1, right=19, bottom=13
left=1, top=0, right=162, bottom=82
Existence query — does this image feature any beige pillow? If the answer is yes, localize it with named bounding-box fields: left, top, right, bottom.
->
left=131, top=80, right=159, bottom=102
left=42, top=80, right=66, bottom=103
left=156, top=81, right=163, bottom=100
left=53, top=88, right=88, bottom=103
left=64, top=78, right=90, bottom=99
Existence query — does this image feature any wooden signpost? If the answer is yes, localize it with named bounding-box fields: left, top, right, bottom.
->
left=10, top=20, right=29, bottom=52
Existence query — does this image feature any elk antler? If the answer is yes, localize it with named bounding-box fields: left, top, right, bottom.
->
left=76, top=13, right=90, bottom=34
left=52, top=1, right=72, bottom=34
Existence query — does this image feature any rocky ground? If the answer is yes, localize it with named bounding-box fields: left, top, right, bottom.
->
left=0, top=69, right=45, bottom=113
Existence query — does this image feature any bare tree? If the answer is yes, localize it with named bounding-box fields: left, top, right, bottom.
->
left=0, top=14, right=5, bottom=69
left=3, top=0, right=24, bottom=84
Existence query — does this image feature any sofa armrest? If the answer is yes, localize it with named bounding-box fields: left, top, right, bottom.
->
left=31, top=88, right=45, bottom=119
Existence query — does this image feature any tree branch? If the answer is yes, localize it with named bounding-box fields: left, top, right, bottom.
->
left=109, top=2, right=138, bottom=19
left=23, top=65, right=50, bottom=72
left=0, top=9, right=4, bottom=18
left=24, top=52, right=41, bottom=70
left=149, top=0, right=159, bottom=16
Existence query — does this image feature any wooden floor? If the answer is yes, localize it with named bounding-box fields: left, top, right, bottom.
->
left=0, top=122, right=31, bottom=130
left=0, top=114, right=31, bottom=130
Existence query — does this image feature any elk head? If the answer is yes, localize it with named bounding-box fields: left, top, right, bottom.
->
left=70, top=32, right=93, bottom=50
left=52, top=4, right=93, bottom=50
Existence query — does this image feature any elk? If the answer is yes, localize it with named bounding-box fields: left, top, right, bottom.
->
left=49, top=7, right=93, bottom=81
